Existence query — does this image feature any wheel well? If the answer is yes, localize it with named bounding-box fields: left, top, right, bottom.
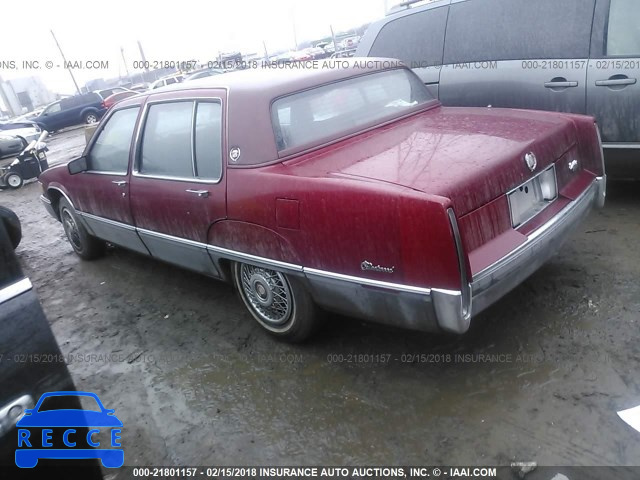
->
left=217, top=258, right=233, bottom=283
left=47, top=188, right=63, bottom=221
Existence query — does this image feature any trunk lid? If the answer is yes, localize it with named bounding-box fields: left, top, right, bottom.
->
left=286, top=106, right=578, bottom=215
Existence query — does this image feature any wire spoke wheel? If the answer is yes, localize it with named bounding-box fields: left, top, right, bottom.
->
left=62, top=209, right=83, bottom=251
left=239, top=264, right=293, bottom=328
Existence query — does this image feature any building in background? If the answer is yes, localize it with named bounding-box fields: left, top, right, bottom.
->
left=0, top=76, right=55, bottom=116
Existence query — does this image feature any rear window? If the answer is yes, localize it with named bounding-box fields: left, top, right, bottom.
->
left=607, top=0, right=640, bottom=56
left=271, top=69, right=433, bottom=152
left=368, top=6, right=448, bottom=68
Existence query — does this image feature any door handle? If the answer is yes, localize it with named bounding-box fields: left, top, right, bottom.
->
left=544, top=79, right=579, bottom=88
left=186, top=189, right=210, bottom=198
left=595, top=77, right=637, bottom=87
left=112, top=180, right=128, bottom=187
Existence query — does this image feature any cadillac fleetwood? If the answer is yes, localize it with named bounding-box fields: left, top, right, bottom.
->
left=38, top=59, right=606, bottom=341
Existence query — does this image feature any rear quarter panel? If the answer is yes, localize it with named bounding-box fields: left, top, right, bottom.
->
left=220, top=166, right=463, bottom=291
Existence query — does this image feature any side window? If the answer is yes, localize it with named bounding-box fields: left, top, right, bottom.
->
left=140, top=101, right=223, bottom=180
left=606, top=0, right=640, bottom=56
left=368, top=7, right=448, bottom=68
left=140, top=102, right=193, bottom=178
left=88, top=107, right=139, bottom=173
left=444, top=0, right=595, bottom=63
left=45, top=103, right=61, bottom=114
left=194, top=102, right=223, bottom=180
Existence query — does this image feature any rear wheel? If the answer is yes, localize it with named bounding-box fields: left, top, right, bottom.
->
left=232, top=261, right=320, bottom=342
left=58, top=198, right=106, bottom=260
left=5, top=172, right=23, bottom=189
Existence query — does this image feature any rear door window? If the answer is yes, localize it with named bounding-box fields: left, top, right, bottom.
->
left=139, top=100, right=223, bottom=180
left=140, top=102, right=193, bottom=178
left=444, top=0, right=595, bottom=63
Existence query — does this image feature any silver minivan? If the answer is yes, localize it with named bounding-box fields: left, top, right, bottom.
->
left=357, top=0, right=640, bottom=172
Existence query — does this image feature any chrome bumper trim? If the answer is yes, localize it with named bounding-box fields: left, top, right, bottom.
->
left=303, top=267, right=431, bottom=295
left=470, top=176, right=605, bottom=318
left=0, top=278, right=33, bottom=305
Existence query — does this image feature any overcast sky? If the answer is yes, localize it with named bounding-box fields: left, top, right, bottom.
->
left=0, top=0, right=388, bottom=95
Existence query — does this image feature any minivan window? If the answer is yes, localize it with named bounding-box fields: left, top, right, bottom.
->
left=607, top=0, right=640, bottom=56
left=272, top=69, right=433, bottom=152
left=140, top=102, right=193, bottom=178
left=444, top=0, right=595, bottom=63
left=369, top=6, right=448, bottom=68
left=88, top=107, right=139, bottom=172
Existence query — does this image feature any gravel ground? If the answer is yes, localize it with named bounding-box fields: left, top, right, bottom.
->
left=1, top=128, right=639, bottom=475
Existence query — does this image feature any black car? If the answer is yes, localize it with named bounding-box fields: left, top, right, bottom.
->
left=34, top=93, right=107, bottom=132
left=0, top=208, right=102, bottom=477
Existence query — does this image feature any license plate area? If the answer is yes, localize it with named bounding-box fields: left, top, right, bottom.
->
left=508, top=165, right=557, bottom=228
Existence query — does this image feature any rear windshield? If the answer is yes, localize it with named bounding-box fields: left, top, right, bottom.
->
left=271, top=68, right=433, bottom=153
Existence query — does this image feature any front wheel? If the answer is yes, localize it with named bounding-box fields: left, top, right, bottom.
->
left=59, top=198, right=106, bottom=260
left=232, top=262, right=320, bottom=342
left=4, top=172, right=23, bottom=189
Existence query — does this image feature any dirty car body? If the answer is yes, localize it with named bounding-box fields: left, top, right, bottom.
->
left=38, top=59, right=606, bottom=340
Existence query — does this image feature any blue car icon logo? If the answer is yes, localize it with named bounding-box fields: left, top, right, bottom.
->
left=15, top=391, right=123, bottom=468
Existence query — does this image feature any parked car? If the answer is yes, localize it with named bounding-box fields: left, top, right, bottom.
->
left=96, top=87, right=132, bottom=100
left=129, top=83, right=150, bottom=92
left=149, top=74, right=185, bottom=90
left=102, top=91, right=139, bottom=110
left=184, top=69, right=224, bottom=82
left=10, top=108, right=45, bottom=123
left=34, top=93, right=106, bottom=132
left=357, top=0, right=640, bottom=173
left=38, top=60, right=605, bottom=342
left=0, top=120, right=41, bottom=143
left=0, top=135, right=26, bottom=159
left=0, top=210, right=102, bottom=477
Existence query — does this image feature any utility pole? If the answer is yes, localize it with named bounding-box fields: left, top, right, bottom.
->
left=291, top=6, right=298, bottom=50
left=330, top=25, right=338, bottom=51
left=137, top=40, right=149, bottom=72
left=120, top=47, right=130, bottom=79
left=263, top=41, right=269, bottom=61
left=50, top=30, right=81, bottom=95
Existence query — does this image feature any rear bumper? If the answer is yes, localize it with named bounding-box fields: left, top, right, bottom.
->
left=436, top=175, right=606, bottom=333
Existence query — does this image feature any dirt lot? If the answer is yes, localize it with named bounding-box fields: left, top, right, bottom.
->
left=1, top=128, right=639, bottom=475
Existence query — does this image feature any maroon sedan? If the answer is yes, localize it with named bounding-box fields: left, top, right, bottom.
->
left=38, top=59, right=606, bottom=341
left=102, top=90, right=138, bottom=110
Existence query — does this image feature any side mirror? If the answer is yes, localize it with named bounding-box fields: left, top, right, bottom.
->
left=68, top=156, right=88, bottom=175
